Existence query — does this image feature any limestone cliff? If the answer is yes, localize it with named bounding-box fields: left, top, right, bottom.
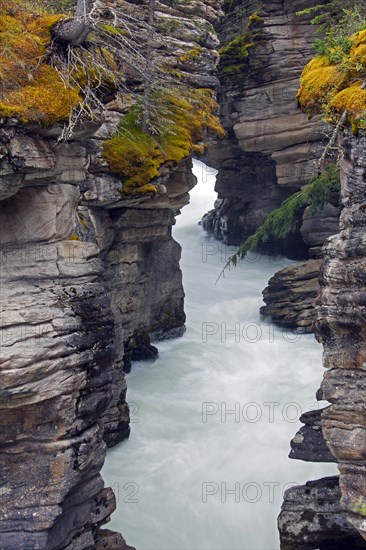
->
left=202, top=0, right=331, bottom=251
left=198, top=0, right=343, bottom=334
left=260, top=200, right=340, bottom=333
left=316, top=132, right=366, bottom=541
left=278, top=132, right=366, bottom=549
left=0, top=0, right=223, bottom=547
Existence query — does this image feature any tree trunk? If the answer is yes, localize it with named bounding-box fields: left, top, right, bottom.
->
left=141, top=0, right=156, bottom=134
left=54, top=0, right=94, bottom=46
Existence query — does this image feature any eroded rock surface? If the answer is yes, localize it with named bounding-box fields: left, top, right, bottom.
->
left=0, top=115, right=195, bottom=549
left=279, top=477, right=366, bottom=550
left=202, top=0, right=330, bottom=250
left=261, top=259, right=322, bottom=333
left=279, top=133, right=366, bottom=548
left=315, top=133, right=366, bottom=540
left=0, top=0, right=224, bottom=547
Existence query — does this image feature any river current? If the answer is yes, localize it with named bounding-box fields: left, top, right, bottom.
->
left=103, top=160, right=337, bottom=550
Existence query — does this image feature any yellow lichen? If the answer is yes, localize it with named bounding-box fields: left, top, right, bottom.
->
left=298, top=28, right=366, bottom=130
left=0, top=1, right=81, bottom=124
left=179, top=46, right=202, bottom=63
left=136, top=184, right=158, bottom=194
left=328, top=82, right=366, bottom=129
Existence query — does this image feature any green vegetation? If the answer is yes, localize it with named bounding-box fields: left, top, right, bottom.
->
left=103, top=88, right=226, bottom=195
left=179, top=46, right=202, bottom=64
left=296, top=1, right=366, bottom=38
left=219, top=34, right=254, bottom=82
left=297, top=2, right=366, bottom=131
left=218, top=10, right=263, bottom=86
left=349, top=496, right=366, bottom=516
left=0, top=1, right=79, bottom=124
left=224, top=165, right=340, bottom=267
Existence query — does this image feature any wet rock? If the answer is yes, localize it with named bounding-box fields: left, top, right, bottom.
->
left=203, top=0, right=331, bottom=247
left=260, top=259, right=322, bottom=332
left=279, top=477, right=366, bottom=550
left=289, top=409, right=335, bottom=463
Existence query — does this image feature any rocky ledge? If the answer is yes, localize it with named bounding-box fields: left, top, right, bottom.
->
left=261, top=201, right=340, bottom=332
left=279, top=133, right=366, bottom=548
left=279, top=477, right=366, bottom=550
left=0, top=0, right=224, bottom=546
left=202, top=0, right=330, bottom=251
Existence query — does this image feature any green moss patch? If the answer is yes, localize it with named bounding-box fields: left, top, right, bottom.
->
left=103, top=89, right=226, bottom=196
left=218, top=12, right=263, bottom=87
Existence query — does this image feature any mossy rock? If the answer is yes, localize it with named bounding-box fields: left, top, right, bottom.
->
left=298, top=29, right=366, bottom=131
left=103, top=89, right=225, bottom=196
left=0, top=3, right=80, bottom=124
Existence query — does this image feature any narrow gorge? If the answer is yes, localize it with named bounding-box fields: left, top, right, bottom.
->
left=0, top=0, right=365, bottom=549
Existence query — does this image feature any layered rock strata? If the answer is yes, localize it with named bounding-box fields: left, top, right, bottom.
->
left=0, top=110, right=194, bottom=549
left=279, top=133, right=366, bottom=548
left=0, top=0, right=224, bottom=547
left=0, top=124, right=127, bottom=549
left=260, top=201, right=340, bottom=332
left=202, top=0, right=330, bottom=251
left=315, top=133, right=366, bottom=541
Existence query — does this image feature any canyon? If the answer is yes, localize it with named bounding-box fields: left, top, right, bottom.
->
left=0, top=0, right=365, bottom=549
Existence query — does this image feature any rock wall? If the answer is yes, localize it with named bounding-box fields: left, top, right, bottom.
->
left=202, top=0, right=330, bottom=253
left=260, top=200, right=340, bottom=333
left=0, top=0, right=223, bottom=547
left=200, top=0, right=342, bottom=334
left=316, top=132, right=366, bottom=541
left=278, top=132, right=366, bottom=548
left=0, top=123, right=130, bottom=549
left=0, top=114, right=194, bottom=550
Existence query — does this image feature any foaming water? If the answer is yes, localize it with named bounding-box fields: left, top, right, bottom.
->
left=103, top=160, right=337, bottom=550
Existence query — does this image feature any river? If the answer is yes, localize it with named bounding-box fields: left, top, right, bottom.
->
left=102, top=159, right=337, bottom=550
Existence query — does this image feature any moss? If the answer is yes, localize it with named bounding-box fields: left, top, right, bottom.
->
left=69, top=234, right=81, bottom=241
left=179, top=46, right=202, bottom=63
left=298, top=28, right=366, bottom=130
left=349, top=496, right=366, bottom=516
left=136, top=184, right=158, bottom=194
left=227, top=165, right=341, bottom=266
left=248, top=13, right=263, bottom=26
left=71, top=47, right=118, bottom=90
left=103, top=89, right=225, bottom=196
left=78, top=213, right=89, bottom=229
left=101, top=23, right=126, bottom=37
left=218, top=9, right=263, bottom=87
left=0, top=2, right=81, bottom=124
left=329, top=81, right=366, bottom=129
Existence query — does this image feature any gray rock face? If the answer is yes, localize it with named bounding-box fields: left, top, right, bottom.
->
left=315, top=133, right=366, bottom=541
left=0, top=128, right=125, bottom=549
left=0, top=0, right=224, bottom=546
left=279, top=477, right=366, bottom=550
left=279, top=133, right=366, bottom=548
left=260, top=201, right=340, bottom=333
left=260, top=259, right=322, bottom=333
left=0, top=123, right=194, bottom=548
left=202, top=0, right=331, bottom=250
left=289, top=409, right=335, bottom=463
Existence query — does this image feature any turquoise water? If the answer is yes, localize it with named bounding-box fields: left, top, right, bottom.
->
left=102, top=160, right=336, bottom=550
